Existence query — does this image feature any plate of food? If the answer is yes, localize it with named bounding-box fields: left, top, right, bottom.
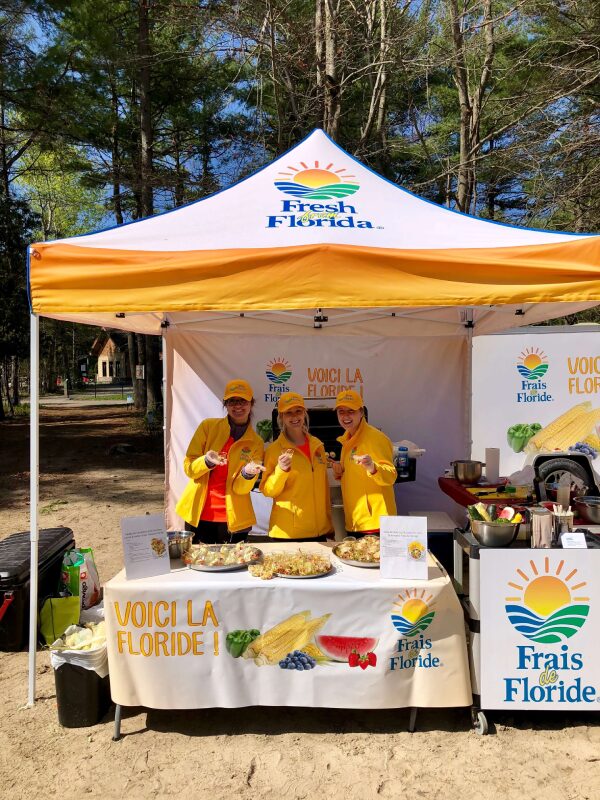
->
left=184, top=542, right=262, bottom=571
left=249, top=551, right=332, bottom=580
left=333, top=536, right=380, bottom=568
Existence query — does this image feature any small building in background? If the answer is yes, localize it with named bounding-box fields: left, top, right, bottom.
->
left=91, top=331, right=131, bottom=384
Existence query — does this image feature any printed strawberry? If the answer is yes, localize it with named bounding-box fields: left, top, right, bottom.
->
left=359, top=658, right=368, bottom=670
left=367, top=652, right=377, bottom=667
left=348, top=651, right=360, bottom=668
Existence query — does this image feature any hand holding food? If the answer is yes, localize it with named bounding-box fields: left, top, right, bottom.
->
left=329, top=459, right=343, bottom=479
left=244, top=460, right=266, bottom=476
left=353, top=453, right=376, bottom=474
left=278, top=450, right=293, bottom=471
left=206, top=449, right=228, bottom=466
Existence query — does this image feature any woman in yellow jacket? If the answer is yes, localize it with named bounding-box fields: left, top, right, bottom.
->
left=333, top=389, right=397, bottom=535
left=175, top=379, right=265, bottom=543
left=260, top=392, right=333, bottom=541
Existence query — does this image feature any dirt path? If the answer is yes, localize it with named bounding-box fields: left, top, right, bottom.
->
left=0, top=408, right=599, bottom=800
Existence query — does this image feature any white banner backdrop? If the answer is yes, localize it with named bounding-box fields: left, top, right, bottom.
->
left=165, top=331, right=468, bottom=531
left=472, top=328, right=600, bottom=477
left=480, top=550, right=600, bottom=710
left=105, top=548, right=472, bottom=709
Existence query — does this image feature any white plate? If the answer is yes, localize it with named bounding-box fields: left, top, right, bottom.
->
left=334, top=555, right=380, bottom=569
left=189, top=563, right=249, bottom=572
left=274, top=566, right=334, bottom=579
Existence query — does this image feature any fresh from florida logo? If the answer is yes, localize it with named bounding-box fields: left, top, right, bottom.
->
left=515, top=347, right=553, bottom=404
left=391, top=589, right=436, bottom=637
left=505, top=558, right=589, bottom=643
left=389, top=590, right=440, bottom=671
left=517, top=348, right=549, bottom=380
left=266, top=357, right=292, bottom=385
left=274, top=161, right=359, bottom=200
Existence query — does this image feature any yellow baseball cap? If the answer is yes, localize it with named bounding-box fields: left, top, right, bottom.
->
left=278, top=392, right=305, bottom=413
left=223, top=379, right=253, bottom=402
left=335, top=389, right=363, bottom=411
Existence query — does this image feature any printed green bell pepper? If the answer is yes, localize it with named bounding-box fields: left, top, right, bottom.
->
left=506, top=422, right=542, bottom=453
left=225, top=629, right=260, bottom=658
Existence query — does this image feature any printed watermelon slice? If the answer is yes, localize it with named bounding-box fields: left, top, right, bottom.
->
left=498, top=506, right=515, bottom=520
left=316, top=635, right=378, bottom=662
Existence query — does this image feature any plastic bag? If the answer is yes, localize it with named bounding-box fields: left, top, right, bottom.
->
left=39, top=596, right=80, bottom=646
left=59, top=548, right=102, bottom=610
left=50, top=622, right=108, bottom=678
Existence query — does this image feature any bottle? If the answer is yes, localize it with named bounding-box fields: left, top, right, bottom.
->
left=397, top=446, right=409, bottom=478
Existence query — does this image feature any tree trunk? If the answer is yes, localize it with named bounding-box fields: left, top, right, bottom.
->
left=127, top=332, right=142, bottom=409
left=109, top=69, right=124, bottom=226
left=3, top=358, right=13, bottom=414
left=145, top=335, right=162, bottom=413
left=135, top=333, right=147, bottom=411
left=323, top=0, right=341, bottom=138
left=138, top=0, right=153, bottom=218
left=10, top=355, right=19, bottom=405
left=0, top=368, right=5, bottom=420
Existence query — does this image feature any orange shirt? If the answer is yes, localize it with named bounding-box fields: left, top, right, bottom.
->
left=297, top=438, right=311, bottom=461
left=200, top=437, right=233, bottom=523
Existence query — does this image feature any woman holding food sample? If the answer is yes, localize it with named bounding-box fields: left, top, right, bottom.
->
left=260, top=392, right=333, bottom=541
left=333, top=389, right=397, bottom=535
left=175, top=379, right=265, bottom=544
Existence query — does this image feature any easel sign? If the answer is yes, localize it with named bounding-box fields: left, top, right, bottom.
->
left=380, top=516, right=428, bottom=580
left=120, top=514, right=170, bottom=580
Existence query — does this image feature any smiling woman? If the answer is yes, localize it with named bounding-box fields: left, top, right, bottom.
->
left=175, top=379, right=265, bottom=544
left=260, top=392, right=333, bottom=541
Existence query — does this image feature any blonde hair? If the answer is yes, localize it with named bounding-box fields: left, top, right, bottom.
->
left=278, top=409, right=310, bottom=439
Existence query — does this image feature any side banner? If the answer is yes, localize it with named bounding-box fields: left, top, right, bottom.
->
left=480, top=550, right=600, bottom=710
left=472, top=329, right=600, bottom=476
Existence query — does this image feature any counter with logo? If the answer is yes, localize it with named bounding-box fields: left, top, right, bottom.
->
left=480, top=549, right=600, bottom=710
left=453, top=530, right=600, bottom=730
left=104, top=545, right=471, bottom=711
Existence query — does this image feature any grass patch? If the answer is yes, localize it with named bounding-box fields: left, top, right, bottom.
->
left=40, top=499, right=68, bottom=515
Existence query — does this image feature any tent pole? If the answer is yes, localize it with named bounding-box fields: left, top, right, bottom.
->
left=27, top=312, right=40, bottom=707
left=162, top=332, right=168, bottom=520
left=465, top=324, right=473, bottom=458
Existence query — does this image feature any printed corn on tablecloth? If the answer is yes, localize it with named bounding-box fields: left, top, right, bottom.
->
left=104, top=544, right=472, bottom=709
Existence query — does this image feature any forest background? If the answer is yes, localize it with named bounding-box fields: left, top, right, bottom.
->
left=1, top=0, right=599, bottom=419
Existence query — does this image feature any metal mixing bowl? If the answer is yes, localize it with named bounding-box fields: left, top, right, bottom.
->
left=471, top=519, right=520, bottom=547
left=452, top=460, right=485, bottom=485
left=167, top=530, right=193, bottom=559
left=573, top=496, right=600, bottom=525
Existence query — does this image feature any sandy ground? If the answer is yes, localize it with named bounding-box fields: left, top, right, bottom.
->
left=0, top=406, right=599, bottom=800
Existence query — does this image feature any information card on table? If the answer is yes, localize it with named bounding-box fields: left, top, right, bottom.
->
left=121, top=514, right=170, bottom=580
left=380, top=516, right=428, bottom=579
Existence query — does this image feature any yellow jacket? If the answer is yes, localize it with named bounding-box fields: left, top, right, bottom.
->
left=338, top=418, right=397, bottom=532
left=260, top=433, right=333, bottom=539
left=175, top=417, right=264, bottom=531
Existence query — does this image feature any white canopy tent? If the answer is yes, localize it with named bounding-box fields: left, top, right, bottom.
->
left=26, top=129, right=600, bottom=704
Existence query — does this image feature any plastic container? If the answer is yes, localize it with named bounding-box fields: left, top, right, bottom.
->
left=54, top=663, right=111, bottom=727
left=396, top=446, right=409, bottom=478
left=0, top=527, right=75, bottom=651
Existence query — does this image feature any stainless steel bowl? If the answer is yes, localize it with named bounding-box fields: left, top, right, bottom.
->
left=573, top=496, right=600, bottom=525
left=452, top=460, right=485, bottom=485
left=471, top=519, right=520, bottom=547
left=167, top=530, right=193, bottom=559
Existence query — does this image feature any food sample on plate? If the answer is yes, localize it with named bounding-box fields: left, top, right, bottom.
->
left=248, top=550, right=331, bottom=580
left=333, top=536, right=380, bottom=563
left=183, top=542, right=262, bottom=567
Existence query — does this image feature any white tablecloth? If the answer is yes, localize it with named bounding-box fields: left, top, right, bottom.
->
left=105, top=545, right=471, bottom=709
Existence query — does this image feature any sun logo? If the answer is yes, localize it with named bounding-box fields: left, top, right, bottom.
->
left=505, top=557, right=590, bottom=643
left=517, top=348, right=549, bottom=380
left=274, top=160, right=359, bottom=201
left=266, top=357, right=292, bottom=385
left=391, top=590, right=436, bottom=637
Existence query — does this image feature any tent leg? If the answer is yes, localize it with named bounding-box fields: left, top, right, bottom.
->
left=27, top=312, right=40, bottom=707
left=112, top=704, right=123, bottom=741
left=465, top=323, right=473, bottom=458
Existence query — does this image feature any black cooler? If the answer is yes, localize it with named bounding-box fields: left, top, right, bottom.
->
left=0, top=527, right=75, bottom=651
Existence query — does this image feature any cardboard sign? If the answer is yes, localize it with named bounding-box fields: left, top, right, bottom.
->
left=380, top=516, right=428, bottom=580
left=121, top=514, right=170, bottom=580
